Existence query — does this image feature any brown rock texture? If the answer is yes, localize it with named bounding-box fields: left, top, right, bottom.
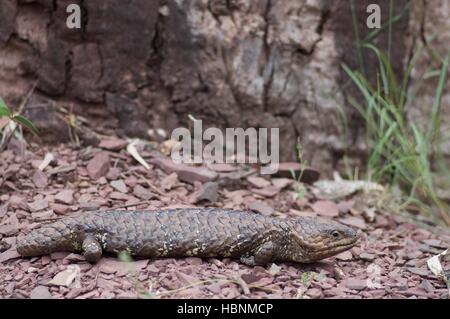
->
left=406, top=0, right=450, bottom=156
left=0, top=0, right=446, bottom=172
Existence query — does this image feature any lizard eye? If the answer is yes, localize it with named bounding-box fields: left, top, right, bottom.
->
left=331, top=230, right=340, bottom=238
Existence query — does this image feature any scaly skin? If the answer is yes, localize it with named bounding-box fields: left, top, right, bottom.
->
left=16, top=208, right=360, bottom=265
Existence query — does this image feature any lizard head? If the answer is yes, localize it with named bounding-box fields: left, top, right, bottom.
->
left=283, top=216, right=360, bottom=263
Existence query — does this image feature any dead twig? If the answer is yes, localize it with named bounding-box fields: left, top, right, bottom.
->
left=234, top=276, right=250, bottom=295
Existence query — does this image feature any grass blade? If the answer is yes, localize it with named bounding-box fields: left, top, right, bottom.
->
left=426, top=55, right=449, bottom=145
left=12, top=115, right=39, bottom=135
left=0, top=98, right=11, bottom=117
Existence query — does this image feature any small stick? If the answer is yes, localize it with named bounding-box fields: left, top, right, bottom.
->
left=234, top=276, right=251, bottom=295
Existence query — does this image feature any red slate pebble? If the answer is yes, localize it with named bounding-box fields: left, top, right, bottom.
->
left=1, top=142, right=450, bottom=300
left=87, top=152, right=111, bottom=180
left=345, top=278, right=367, bottom=291
left=311, top=200, right=339, bottom=217
left=99, top=138, right=128, bottom=151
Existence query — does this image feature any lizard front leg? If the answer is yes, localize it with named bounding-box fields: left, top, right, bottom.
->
left=240, top=241, right=276, bottom=266
left=82, top=235, right=102, bottom=263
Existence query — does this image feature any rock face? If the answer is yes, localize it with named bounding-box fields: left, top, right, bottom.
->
left=0, top=0, right=445, bottom=172
left=406, top=0, right=450, bottom=156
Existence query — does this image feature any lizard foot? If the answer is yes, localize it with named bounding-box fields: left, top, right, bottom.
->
left=82, top=235, right=102, bottom=263
left=240, top=241, right=275, bottom=266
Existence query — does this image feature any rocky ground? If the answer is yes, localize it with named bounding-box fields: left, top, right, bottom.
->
left=0, top=138, right=449, bottom=299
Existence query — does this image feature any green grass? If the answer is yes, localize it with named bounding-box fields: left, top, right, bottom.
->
left=342, top=1, right=450, bottom=226
left=0, top=96, right=38, bottom=151
left=0, top=97, right=38, bottom=135
left=291, top=141, right=308, bottom=200
left=342, top=47, right=450, bottom=225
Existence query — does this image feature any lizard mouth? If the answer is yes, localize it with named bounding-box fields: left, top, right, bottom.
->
left=295, top=231, right=361, bottom=263
left=309, top=235, right=360, bottom=261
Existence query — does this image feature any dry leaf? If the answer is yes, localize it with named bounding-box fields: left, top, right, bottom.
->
left=46, top=265, right=81, bottom=288
left=427, top=249, right=449, bottom=280
left=312, top=180, right=385, bottom=200
left=127, top=139, right=150, bottom=170
left=362, top=207, right=376, bottom=223
left=268, top=263, right=282, bottom=276
left=38, top=153, right=54, bottom=171
left=427, top=249, right=450, bottom=296
left=160, top=139, right=180, bottom=156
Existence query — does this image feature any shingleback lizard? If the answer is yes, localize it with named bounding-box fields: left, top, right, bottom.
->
left=16, top=208, right=360, bottom=265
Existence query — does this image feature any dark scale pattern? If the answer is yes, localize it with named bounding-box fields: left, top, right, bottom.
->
left=16, top=209, right=360, bottom=265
